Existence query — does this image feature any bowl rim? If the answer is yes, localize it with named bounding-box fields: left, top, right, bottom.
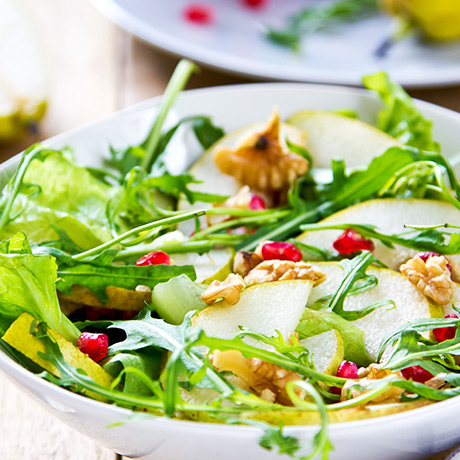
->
left=1, top=80, right=460, bottom=436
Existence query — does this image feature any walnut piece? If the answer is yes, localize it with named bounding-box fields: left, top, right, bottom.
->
left=210, top=350, right=301, bottom=406
left=341, top=373, right=404, bottom=404
left=201, top=273, right=246, bottom=305
left=400, top=255, right=453, bottom=305
left=244, top=260, right=326, bottom=287
left=214, top=109, right=309, bottom=194
left=221, top=186, right=253, bottom=209
left=233, top=250, right=264, bottom=277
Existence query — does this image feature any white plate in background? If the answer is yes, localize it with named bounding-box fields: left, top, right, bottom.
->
left=92, top=0, right=460, bottom=88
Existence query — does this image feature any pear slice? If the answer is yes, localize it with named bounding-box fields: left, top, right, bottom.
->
left=301, top=329, right=344, bottom=375
left=192, top=280, right=313, bottom=341
left=297, top=198, right=460, bottom=277
left=172, top=248, right=234, bottom=284
left=0, top=0, right=47, bottom=143
left=306, top=262, right=442, bottom=361
left=3, top=313, right=113, bottom=400
left=177, top=121, right=306, bottom=234
left=287, top=111, right=401, bottom=168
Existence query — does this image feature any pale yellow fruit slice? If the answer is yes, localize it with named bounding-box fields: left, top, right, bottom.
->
left=301, top=329, right=344, bottom=374
left=287, top=111, right=402, bottom=168
left=172, top=248, right=234, bottom=284
left=0, top=0, right=47, bottom=143
left=192, top=280, right=313, bottom=341
left=177, top=122, right=305, bottom=235
left=297, top=198, right=460, bottom=275
left=307, top=262, right=442, bottom=361
left=3, top=313, right=113, bottom=400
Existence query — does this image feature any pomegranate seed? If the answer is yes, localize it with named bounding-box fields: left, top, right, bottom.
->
left=261, top=241, right=302, bottom=262
left=401, top=365, right=433, bottom=383
left=77, top=332, right=109, bottom=362
left=241, top=0, right=268, bottom=9
left=417, top=252, right=452, bottom=272
left=333, top=228, right=375, bottom=254
left=183, top=3, right=214, bottom=24
left=337, top=360, right=359, bottom=379
left=433, top=314, right=458, bottom=343
left=136, top=250, right=171, bottom=266
left=331, top=360, right=358, bottom=394
left=249, top=193, right=266, bottom=210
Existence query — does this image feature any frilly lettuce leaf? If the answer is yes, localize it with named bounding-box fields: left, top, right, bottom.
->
left=0, top=151, right=113, bottom=248
left=0, top=233, right=79, bottom=342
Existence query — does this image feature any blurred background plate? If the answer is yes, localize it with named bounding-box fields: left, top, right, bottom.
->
left=92, top=0, right=460, bottom=88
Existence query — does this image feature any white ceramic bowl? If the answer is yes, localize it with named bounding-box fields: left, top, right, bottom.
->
left=2, top=83, right=460, bottom=460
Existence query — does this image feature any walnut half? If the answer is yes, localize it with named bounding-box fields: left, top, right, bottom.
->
left=210, top=349, right=301, bottom=406
left=214, top=109, right=309, bottom=194
left=233, top=250, right=264, bottom=277
left=400, top=255, right=453, bottom=305
left=201, top=274, right=246, bottom=305
left=244, top=260, right=326, bottom=287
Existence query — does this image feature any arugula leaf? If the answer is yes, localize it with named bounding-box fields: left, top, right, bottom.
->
left=329, top=147, right=415, bottom=205
left=106, top=308, right=191, bottom=354
left=109, top=116, right=225, bottom=178
left=266, top=0, right=377, bottom=51
left=0, top=234, right=79, bottom=341
left=296, top=308, right=371, bottom=366
left=56, top=262, right=196, bottom=303
left=300, top=222, right=460, bottom=256
left=363, top=72, right=439, bottom=152
left=104, top=349, right=162, bottom=396
left=191, top=116, right=225, bottom=149
left=107, top=167, right=225, bottom=230
left=238, top=147, right=414, bottom=251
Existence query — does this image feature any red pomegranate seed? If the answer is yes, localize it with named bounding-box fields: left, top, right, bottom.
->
left=331, top=360, right=358, bottom=395
left=241, top=0, right=268, bottom=9
left=401, top=365, right=433, bottom=383
left=183, top=3, right=214, bottom=24
left=249, top=194, right=266, bottom=210
left=417, top=252, right=452, bottom=272
left=261, top=241, right=302, bottom=262
left=136, top=250, right=171, bottom=266
left=433, top=314, right=459, bottom=343
left=333, top=228, right=375, bottom=254
left=77, top=332, right=109, bottom=362
left=337, top=360, right=359, bottom=379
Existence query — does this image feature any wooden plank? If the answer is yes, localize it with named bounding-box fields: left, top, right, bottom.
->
left=0, top=374, right=115, bottom=460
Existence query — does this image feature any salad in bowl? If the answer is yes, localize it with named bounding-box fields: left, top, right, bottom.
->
left=1, top=60, right=460, bottom=460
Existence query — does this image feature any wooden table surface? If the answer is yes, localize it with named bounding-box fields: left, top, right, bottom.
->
left=1, top=1, right=460, bottom=459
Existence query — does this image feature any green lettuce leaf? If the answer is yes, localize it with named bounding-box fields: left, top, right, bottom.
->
left=56, top=262, right=196, bottom=302
left=1, top=151, right=113, bottom=248
left=0, top=234, right=79, bottom=341
left=363, top=72, right=439, bottom=152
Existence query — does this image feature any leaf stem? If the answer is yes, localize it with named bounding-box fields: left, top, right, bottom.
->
left=141, top=60, right=197, bottom=172
left=72, top=209, right=205, bottom=261
left=0, top=144, right=49, bottom=233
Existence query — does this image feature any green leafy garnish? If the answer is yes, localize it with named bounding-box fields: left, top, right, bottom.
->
left=363, top=72, right=440, bottom=152
left=266, top=0, right=377, bottom=51
left=0, top=233, right=79, bottom=341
